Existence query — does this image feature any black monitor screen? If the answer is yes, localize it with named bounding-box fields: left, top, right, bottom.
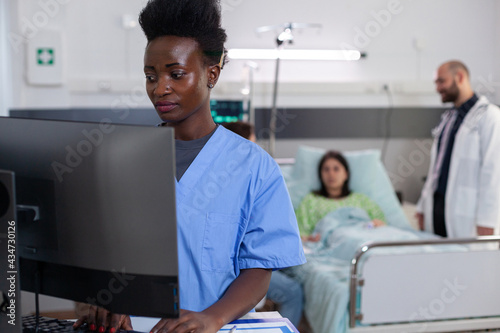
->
left=0, top=117, right=179, bottom=318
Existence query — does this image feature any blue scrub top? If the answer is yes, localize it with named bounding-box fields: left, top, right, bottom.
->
left=175, top=126, right=306, bottom=311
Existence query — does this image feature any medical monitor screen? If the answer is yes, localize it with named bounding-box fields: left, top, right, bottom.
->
left=0, top=117, right=179, bottom=318
left=210, top=100, right=246, bottom=123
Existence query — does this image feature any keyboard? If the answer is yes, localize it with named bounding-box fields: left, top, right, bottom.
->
left=22, top=315, right=143, bottom=333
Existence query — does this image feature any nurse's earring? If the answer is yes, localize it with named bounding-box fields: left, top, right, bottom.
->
left=208, top=83, right=214, bottom=89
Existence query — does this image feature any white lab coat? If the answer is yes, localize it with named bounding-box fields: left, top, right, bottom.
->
left=417, top=96, right=500, bottom=237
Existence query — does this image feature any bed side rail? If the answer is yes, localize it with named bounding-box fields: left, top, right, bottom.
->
left=349, top=236, right=500, bottom=328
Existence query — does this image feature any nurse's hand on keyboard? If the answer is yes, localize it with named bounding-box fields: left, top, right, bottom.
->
left=73, top=304, right=133, bottom=332
left=150, top=309, right=220, bottom=333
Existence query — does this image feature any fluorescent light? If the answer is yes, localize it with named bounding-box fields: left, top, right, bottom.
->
left=227, top=49, right=362, bottom=61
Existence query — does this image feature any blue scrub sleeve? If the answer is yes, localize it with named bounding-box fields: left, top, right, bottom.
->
left=238, top=166, right=306, bottom=270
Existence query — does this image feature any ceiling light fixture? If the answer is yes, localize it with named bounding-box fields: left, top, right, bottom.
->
left=227, top=49, right=364, bottom=61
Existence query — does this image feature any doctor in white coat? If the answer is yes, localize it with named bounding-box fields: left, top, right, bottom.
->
left=416, top=60, right=500, bottom=238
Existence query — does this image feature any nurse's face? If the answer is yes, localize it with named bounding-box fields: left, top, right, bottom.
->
left=144, top=36, right=216, bottom=125
left=320, top=158, right=348, bottom=193
left=435, top=65, right=459, bottom=104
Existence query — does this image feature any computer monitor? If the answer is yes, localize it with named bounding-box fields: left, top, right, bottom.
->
left=0, top=117, right=179, bottom=319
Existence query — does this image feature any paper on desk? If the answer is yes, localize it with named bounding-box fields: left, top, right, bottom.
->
left=130, top=316, right=160, bottom=332
left=130, top=315, right=298, bottom=333
left=219, top=318, right=298, bottom=333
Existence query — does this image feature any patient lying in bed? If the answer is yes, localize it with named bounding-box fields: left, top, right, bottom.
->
left=295, top=150, right=386, bottom=243
left=283, top=149, right=439, bottom=333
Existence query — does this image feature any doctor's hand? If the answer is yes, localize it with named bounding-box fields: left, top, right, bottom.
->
left=415, top=212, right=424, bottom=231
left=151, top=309, right=221, bottom=333
left=477, top=226, right=494, bottom=236
left=73, top=303, right=133, bottom=332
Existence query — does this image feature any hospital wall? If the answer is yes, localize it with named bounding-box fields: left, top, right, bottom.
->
left=1, top=0, right=500, bottom=203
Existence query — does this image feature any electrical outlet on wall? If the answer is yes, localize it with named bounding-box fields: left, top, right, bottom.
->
left=413, top=37, right=426, bottom=51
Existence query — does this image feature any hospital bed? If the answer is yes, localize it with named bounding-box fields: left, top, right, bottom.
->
left=278, top=146, right=500, bottom=333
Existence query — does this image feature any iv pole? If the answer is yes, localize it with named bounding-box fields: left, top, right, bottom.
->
left=269, top=39, right=285, bottom=157
left=243, top=61, right=258, bottom=126
left=256, top=23, right=322, bottom=157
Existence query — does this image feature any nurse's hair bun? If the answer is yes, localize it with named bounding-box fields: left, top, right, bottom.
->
left=139, top=0, right=227, bottom=68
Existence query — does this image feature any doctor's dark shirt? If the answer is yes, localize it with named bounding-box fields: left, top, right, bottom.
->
left=436, top=93, right=478, bottom=196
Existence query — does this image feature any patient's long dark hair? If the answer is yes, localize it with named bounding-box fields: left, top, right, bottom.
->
left=314, top=150, right=351, bottom=199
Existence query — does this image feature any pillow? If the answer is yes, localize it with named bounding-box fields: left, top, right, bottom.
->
left=282, top=145, right=411, bottom=229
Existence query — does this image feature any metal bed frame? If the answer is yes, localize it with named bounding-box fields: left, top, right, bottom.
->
left=349, top=236, right=500, bottom=332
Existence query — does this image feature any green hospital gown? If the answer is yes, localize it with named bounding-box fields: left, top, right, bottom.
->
left=295, top=192, right=386, bottom=236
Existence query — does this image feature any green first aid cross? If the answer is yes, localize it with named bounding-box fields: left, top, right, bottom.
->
left=37, top=48, right=54, bottom=65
